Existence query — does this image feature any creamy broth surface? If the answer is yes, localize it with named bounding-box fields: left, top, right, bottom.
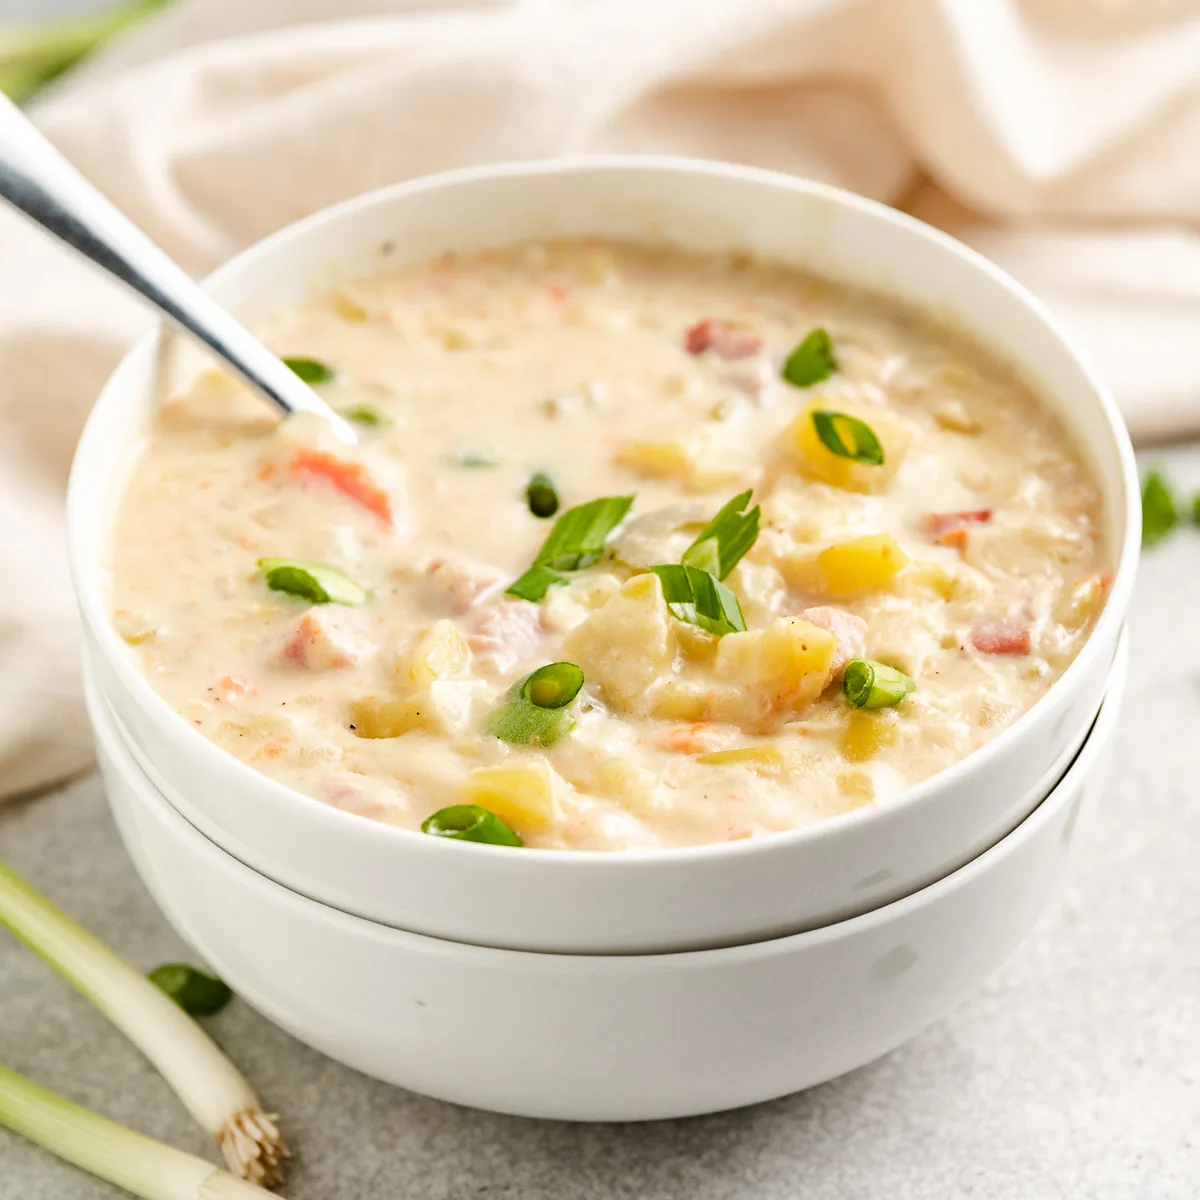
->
left=110, top=238, right=1109, bottom=850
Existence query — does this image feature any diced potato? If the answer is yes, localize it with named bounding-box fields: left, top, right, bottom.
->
left=840, top=710, right=897, bottom=763
left=695, top=746, right=784, bottom=774
left=350, top=682, right=476, bottom=739
left=784, top=400, right=912, bottom=493
left=837, top=768, right=876, bottom=807
left=595, top=758, right=659, bottom=815
left=113, top=610, right=156, bottom=646
left=396, top=619, right=471, bottom=689
left=651, top=681, right=708, bottom=722
left=711, top=617, right=838, bottom=728
left=460, top=760, right=562, bottom=832
left=562, top=574, right=676, bottom=712
left=811, top=534, right=909, bottom=598
left=675, top=622, right=719, bottom=665
left=1055, top=572, right=1111, bottom=630
left=613, top=439, right=693, bottom=479
left=892, top=560, right=955, bottom=600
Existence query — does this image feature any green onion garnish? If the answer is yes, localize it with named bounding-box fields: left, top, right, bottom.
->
left=147, top=964, right=233, bottom=1017
left=282, top=356, right=334, bottom=385
left=456, top=451, right=499, bottom=468
left=681, top=489, right=761, bottom=580
left=526, top=472, right=560, bottom=519
left=421, top=805, right=524, bottom=846
left=843, top=658, right=916, bottom=709
left=1142, top=471, right=1178, bottom=547
left=337, top=402, right=389, bottom=427
left=485, top=700, right=575, bottom=746
left=651, top=564, right=746, bottom=637
left=0, top=859, right=286, bottom=1185
left=507, top=494, right=634, bottom=601
left=781, top=327, right=837, bottom=388
left=522, top=662, right=584, bottom=708
left=257, top=558, right=368, bottom=606
left=810, top=410, right=885, bottom=465
left=0, top=1063, right=274, bottom=1200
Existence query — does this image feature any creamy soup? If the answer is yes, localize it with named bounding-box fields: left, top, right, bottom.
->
left=109, top=238, right=1109, bottom=850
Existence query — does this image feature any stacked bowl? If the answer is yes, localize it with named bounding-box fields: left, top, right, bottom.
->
left=68, top=160, right=1139, bottom=1121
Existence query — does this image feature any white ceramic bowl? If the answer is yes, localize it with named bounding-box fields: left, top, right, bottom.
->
left=69, top=158, right=1139, bottom=954
left=93, top=634, right=1127, bottom=1122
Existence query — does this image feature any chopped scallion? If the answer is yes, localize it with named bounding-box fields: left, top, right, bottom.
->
left=522, top=662, right=584, bottom=709
left=507, top=565, right=568, bottom=603
left=281, top=356, right=334, bottom=385
left=651, top=564, right=746, bottom=637
left=258, top=557, right=368, bottom=606
left=810, top=410, right=885, bottom=465
left=681, top=489, right=761, bottom=580
left=421, top=805, right=523, bottom=846
left=485, top=699, right=575, bottom=747
left=1142, top=471, right=1177, bottom=547
left=337, top=402, right=389, bottom=427
left=843, top=658, right=916, bottom=709
left=526, top=472, right=560, bottom=519
left=148, top=964, right=233, bottom=1017
left=456, top=451, right=499, bottom=468
left=781, top=328, right=837, bottom=388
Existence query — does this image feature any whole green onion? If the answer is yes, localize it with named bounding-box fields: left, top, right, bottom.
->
left=148, top=964, right=233, bottom=1017
left=843, top=658, right=916, bottom=709
left=421, top=805, right=523, bottom=846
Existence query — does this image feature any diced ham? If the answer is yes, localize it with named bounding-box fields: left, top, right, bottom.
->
left=275, top=610, right=368, bottom=670
left=799, top=606, right=867, bottom=677
left=969, top=619, right=1032, bottom=657
left=684, top=318, right=763, bottom=360
left=426, top=558, right=505, bottom=615
left=926, top=510, right=992, bottom=549
left=466, top=598, right=542, bottom=676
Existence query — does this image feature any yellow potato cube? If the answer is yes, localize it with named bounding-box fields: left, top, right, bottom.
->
left=562, top=573, right=676, bottom=712
left=840, top=710, right=897, bottom=763
left=893, top=560, right=955, bottom=600
left=396, top=619, right=471, bottom=689
left=613, top=439, right=693, bottom=479
left=350, top=682, right=475, bottom=738
left=461, top=760, right=561, bottom=832
left=651, top=681, right=709, bottom=722
left=695, top=746, right=784, bottom=774
left=813, top=534, right=909, bottom=598
left=712, top=617, right=838, bottom=727
left=784, top=400, right=912, bottom=492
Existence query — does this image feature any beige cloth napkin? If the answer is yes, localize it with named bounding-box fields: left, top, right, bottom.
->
left=2, top=0, right=1195, bottom=800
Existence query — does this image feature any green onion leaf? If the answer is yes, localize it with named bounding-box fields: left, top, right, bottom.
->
left=257, top=558, right=368, bottom=606
left=1193, top=492, right=1200, bottom=527
left=1142, top=471, right=1178, bottom=547
left=337, top=403, right=389, bottom=427
left=506, top=494, right=634, bottom=600
left=681, top=489, right=761, bottom=580
left=843, top=658, right=916, bottom=709
left=485, top=700, right=575, bottom=746
left=651, top=564, right=746, bottom=637
left=282, top=356, right=334, bottom=385
left=147, top=964, right=233, bottom=1017
left=421, top=805, right=524, bottom=846
left=526, top=472, right=560, bottom=519
left=522, top=662, right=584, bottom=709
left=456, top=451, right=499, bottom=468
left=781, top=328, right=837, bottom=388
left=810, top=410, right=885, bottom=466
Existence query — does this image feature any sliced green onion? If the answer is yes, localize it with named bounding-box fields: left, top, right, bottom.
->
left=651, top=564, right=746, bottom=637
left=0, top=1064, right=272, bottom=1200
left=811, top=410, right=885, bottom=466
left=1142, top=471, right=1177, bottom=547
left=1193, top=492, right=1200, bottom=527
left=282, top=356, right=334, bottom=385
left=681, top=489, right=761, bottom=580
left=148, top=964, right=233, bottom=1017
left=843, top=658, right=916, bottom=709
left=257, top=557, right=368, bottom=606
left=526, top=472, right=560, bottom=519
left=485, top=700, right=575, bottom=747
left=337, top=402, right=389, bottom=427
left=456, top=451, right=499, bottom=468
left=421, top=805, right=524, bottom=846
left=522, top=662, right=584, bottom=709
left=506, top=494, right=634, bottom=601
left=0, top=860, right=287, bottom=1185
left=781, top=327, right=837, bottom=388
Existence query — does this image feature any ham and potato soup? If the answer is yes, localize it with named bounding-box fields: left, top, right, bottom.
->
left=109, top=238, right=1109, bottom=851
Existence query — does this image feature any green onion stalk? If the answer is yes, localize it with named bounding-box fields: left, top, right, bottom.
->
left=0, top=861, right=288, bottom=1186
left=0, top=1063, right=276, bottom=1200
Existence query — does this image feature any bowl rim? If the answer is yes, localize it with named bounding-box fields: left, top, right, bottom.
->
left=69, top=154, right=1141, bottom=871
left=98, top=629, right=1129, bottom=965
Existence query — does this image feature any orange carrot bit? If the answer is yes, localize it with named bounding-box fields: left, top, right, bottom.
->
left=290, top=450, right=393, bottom=524
left=653, top=724, right=723, bottom=755
left=216, top=674, right=254, bottom=698
left=255, top=738, right=290, bottom=760
left=546, top=282, right=570, bottom=304
left=257, top=462, right=278, bottom=482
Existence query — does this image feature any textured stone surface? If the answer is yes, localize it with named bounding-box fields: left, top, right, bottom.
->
left=2, top=450, right=1199, bottom=1197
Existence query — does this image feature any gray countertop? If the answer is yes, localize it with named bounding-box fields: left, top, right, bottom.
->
left=3, top=446, right=1200, bottom=1199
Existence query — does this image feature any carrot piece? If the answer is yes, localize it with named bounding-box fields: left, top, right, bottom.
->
left=290, top=450, right=393, bottom=524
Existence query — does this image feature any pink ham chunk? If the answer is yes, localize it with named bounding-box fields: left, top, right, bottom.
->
left=926, top=510, right=992, bottom=549
left=467, top=598, right=542, bottom=676
left=426, top=558, right=505, bottom=615
left=684, top=318, right=763, bottom=360
left=275, top=610, right=367, bottom=670
left=969, top=619, right=1032, bottom=657
left=799, top=606, right=867, bottom=677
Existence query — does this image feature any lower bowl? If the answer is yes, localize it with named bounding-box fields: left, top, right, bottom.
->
left=90, top=637, right=1126, bottom=1122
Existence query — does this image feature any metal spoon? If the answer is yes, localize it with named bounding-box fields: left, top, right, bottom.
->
left=0, top=93, right=355, bottom=443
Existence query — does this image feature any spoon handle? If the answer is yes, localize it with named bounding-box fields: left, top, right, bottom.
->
left=0, top=93, right=353, bottom=439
